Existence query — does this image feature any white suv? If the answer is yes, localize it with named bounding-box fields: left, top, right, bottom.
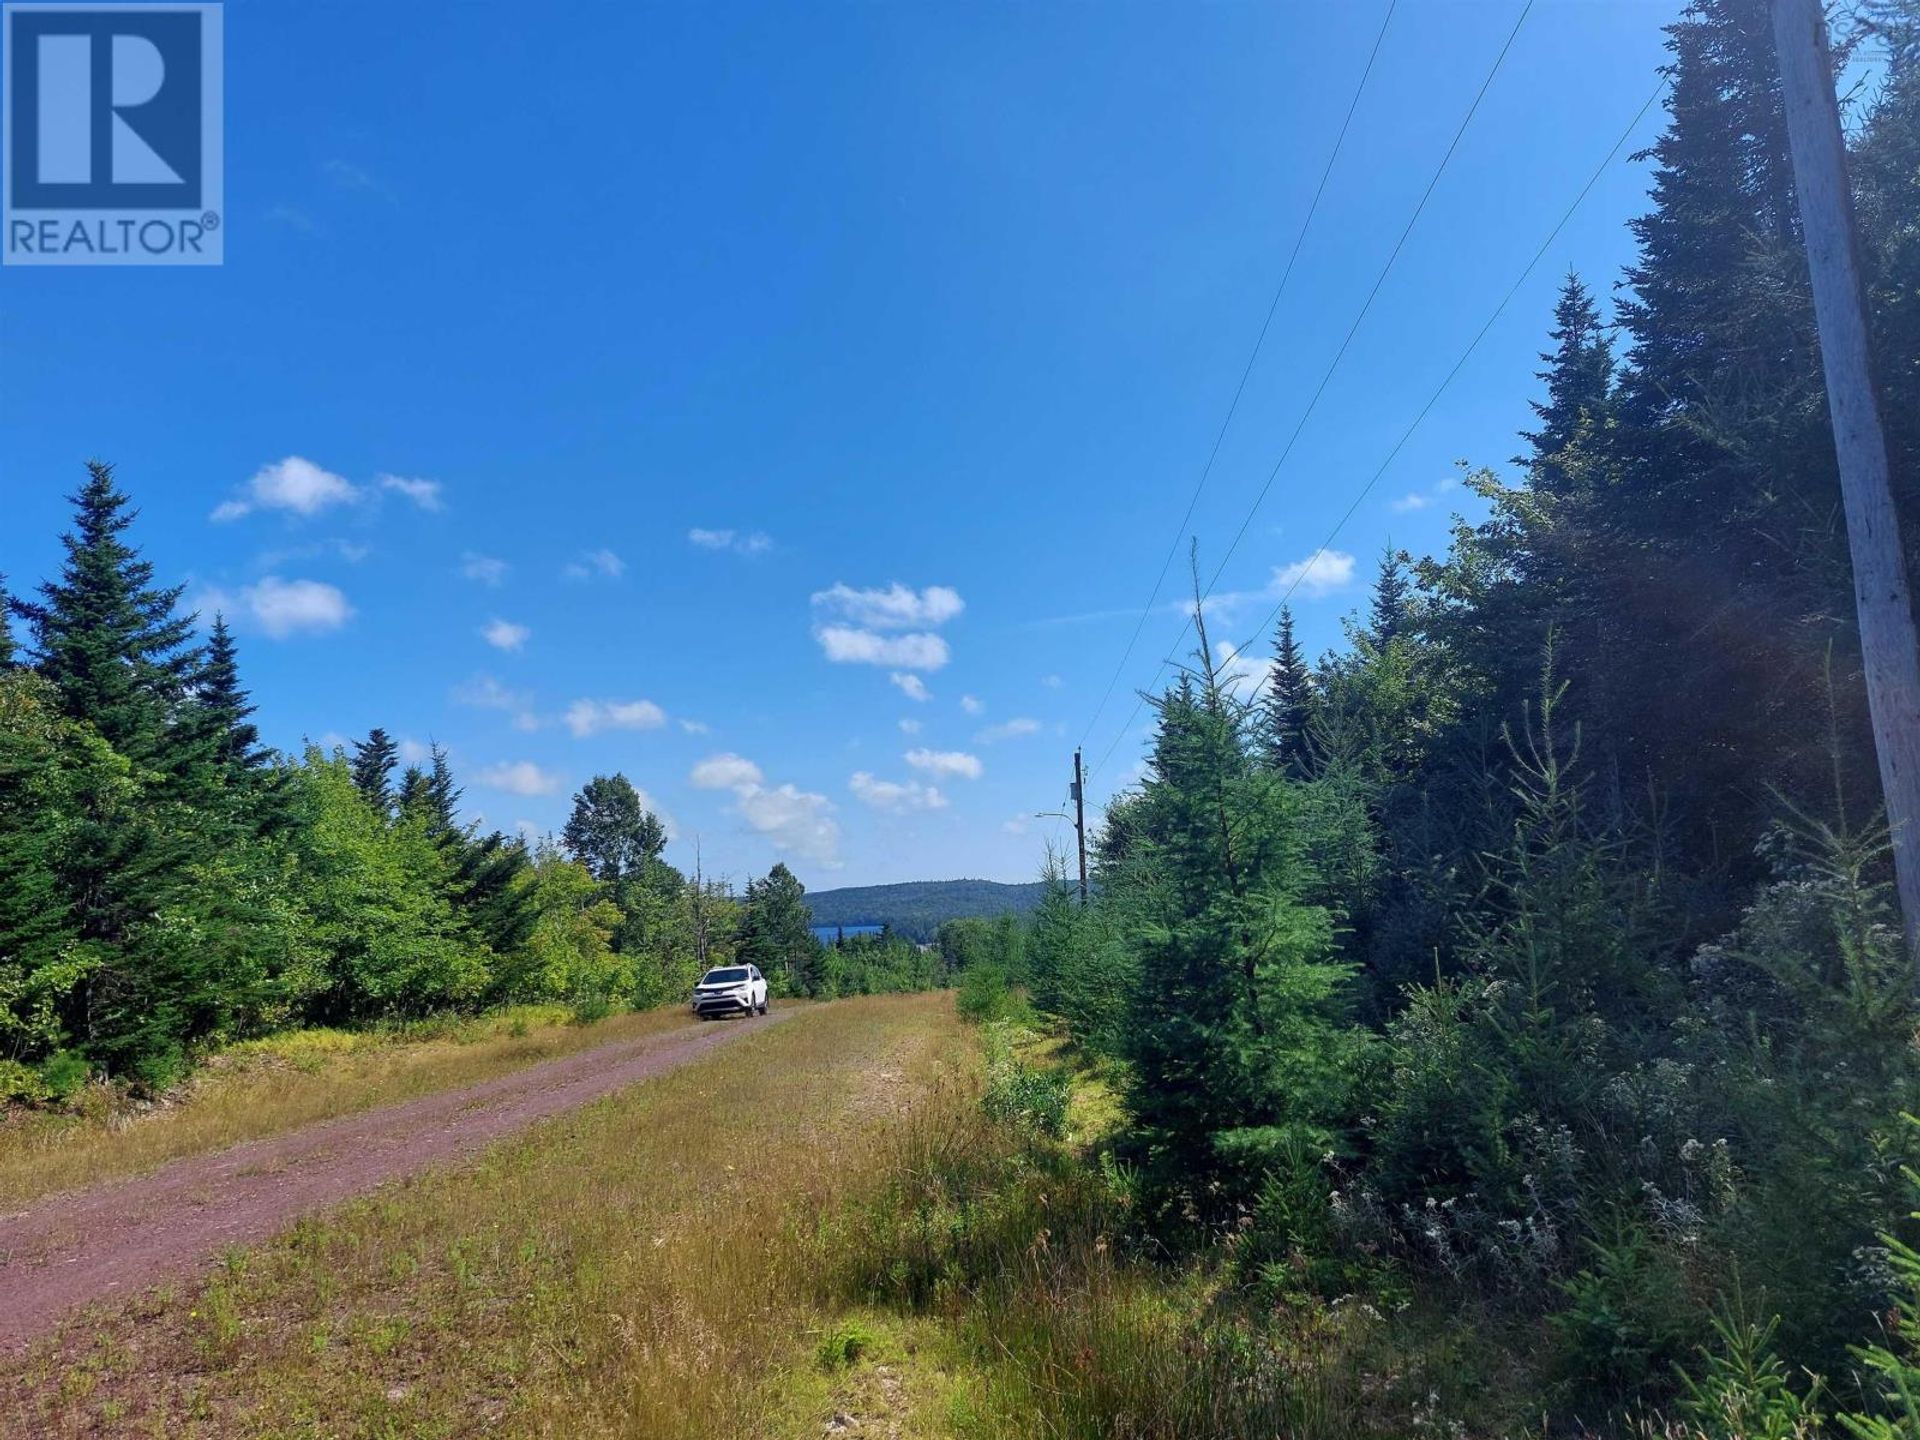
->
left=690, top=965, right=769, bottom=1019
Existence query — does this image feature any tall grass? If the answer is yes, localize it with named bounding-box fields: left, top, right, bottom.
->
left=817, top=1033, right=1381, bottom=1440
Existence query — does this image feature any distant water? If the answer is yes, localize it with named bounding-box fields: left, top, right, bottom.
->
left=810, top=923, right=885, bottom=943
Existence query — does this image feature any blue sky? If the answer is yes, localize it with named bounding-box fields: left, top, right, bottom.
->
left=2, top=0, right=1683, bottom=890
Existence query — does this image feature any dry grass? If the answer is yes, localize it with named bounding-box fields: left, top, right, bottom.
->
left=3, top=992, right=984, bottom=1439
left=0, top=1005, right=699, bottom=1211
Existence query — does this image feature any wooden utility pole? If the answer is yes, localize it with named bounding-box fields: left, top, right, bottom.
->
left=1072, top=748, right=1089, bottom=905
left=1773, top=0, right=1920, bottom=968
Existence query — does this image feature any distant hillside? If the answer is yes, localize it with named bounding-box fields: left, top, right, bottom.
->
left=803, top=879, right=1049, bottom=944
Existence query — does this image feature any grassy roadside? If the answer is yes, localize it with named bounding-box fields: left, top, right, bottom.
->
left=0, top=1004, right=702, bottom=1211
left=6, top=992, right=1510, bottom=1438
left=3, top=993, right=987, bottom=1439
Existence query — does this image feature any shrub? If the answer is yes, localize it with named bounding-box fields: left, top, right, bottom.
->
left=815, top=1319, right=877, bottom=1371
left=956, top=961, right=1019, bottom=1024
left=1552, top=1224, right=1700, bottom=1399
left=38, top=1048, right=89, bottom=1102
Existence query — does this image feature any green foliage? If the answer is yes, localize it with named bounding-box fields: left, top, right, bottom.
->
left=737, top=862, right=820, bottom=995
left=1677, top=1308, right=1825, bottom=1440
left=562, top=774, right=667, bottom=882
left=956, top=961, right=1020, bottom=1025
left=815, top=1319, right=877, bottom=1371
left=1841, top=1161, right=1920, bottom=1440
left=1551, top=1224, right=1700, bottom=1398
left=980, top=1023, right=1068, bottom=1139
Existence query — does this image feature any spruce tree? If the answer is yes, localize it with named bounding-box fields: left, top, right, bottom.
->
left=396, top=764, right=433, bottom=821
left=19, top=462, right=199, bottom=774
left=736, top=863, right=818, bottom=993
left=351, top=728, right=400, bottom=814
left=425, top=742, right=461, bottom=836
left=1518, top=272, right=1614, bottom=494
left=1263, top=605, right=1313, bottom=776
left=190, top=616, right=267, bottom=776
left=1369, top=546, right=1409, bottom=647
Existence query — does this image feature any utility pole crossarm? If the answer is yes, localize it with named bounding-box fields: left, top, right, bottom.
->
left=1772, top=0, right=1920, bottom=969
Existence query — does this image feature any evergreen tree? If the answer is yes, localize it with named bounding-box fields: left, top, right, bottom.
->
left=18, top=462, right=199, bottom=775
left=1518, top=272, right=1615, bottom=495
left=1118, top=602, right=1362, bottom=1216
left=425, top=742, right=460, bottom=836
left=736, top=862, right=819, bottom=994
left=396, top=764, right=433, bottom=821
left=350, top=728, right=400, bottom=814
left=1262, top=605, right=1314, bottom=776
left=1369, top=545, right=1410, bottom=647
left=561, top=774, right=667, bottom=882
left=188, top=616, right=268, bottom=778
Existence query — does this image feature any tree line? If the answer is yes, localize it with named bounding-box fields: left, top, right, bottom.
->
left=1020, top=0, right=1920, bottom=1422
left=0, top=469, right=954, bottom=1099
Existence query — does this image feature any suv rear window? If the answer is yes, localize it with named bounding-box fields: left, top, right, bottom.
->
left=700, top=968, right=749, bottom=985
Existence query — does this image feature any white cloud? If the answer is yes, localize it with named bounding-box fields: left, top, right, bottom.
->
left=849, top=771, right=947, bottom=814
left=1272, top=549, right=1357, bottom=599
left=811, top=582, right=964, bottom=630
left=482, top=618, right=530, bottom=651
left=898, top=718, right=922, bottom=735
left=563, top=548, right=625, bottom=581
left=889, top=671, right=931, bottom=701
left=679, top=718, right=711, bottom=735
left=378, top=473, right=444, bottom=511
left=734, top=782, right=839, bottom=866
left=690, top=752, right=764, bottom=790
left=1041, top=674, right=1063, bottom=689
left=474, top=761, right=562, bottom=797
left=212, top=457, right=359, bottom=522
left=976, top=717, right=1040, bottom=744
left=960, top=694, right=984, bottom=715
left=816, top=626, right=949, bottom=670
left=461, top=552, right=509, bottom=586
left=689, top=753, right=838, bottom=865
left=905, top=748, right=983, bottom=781
left=565, top=697, right=667, bottom=738
left=690, top=527, right=773, bottom=556
left=452, top=673, right=540, bottom=730
left=1389, top=491, right=1433, bottom=514
left=210, top=576, right=353, bottom=638
left=397, top=737, right=432, bottom=765
left=1002, top=815, right=1031, bottom=837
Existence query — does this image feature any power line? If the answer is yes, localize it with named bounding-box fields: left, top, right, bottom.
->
left=1082, top=0, right=1535, bottom=779
left=1226, top=76, right=1669, bottom=662
left=1088, top=72, right=1670, bottom=787
left=1076, top=0, right=1399, bottom=754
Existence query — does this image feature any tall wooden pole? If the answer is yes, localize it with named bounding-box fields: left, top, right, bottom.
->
left=1773, top=0, right=1920, bottom=967
left=1073, top=748, right=1089, bottom=905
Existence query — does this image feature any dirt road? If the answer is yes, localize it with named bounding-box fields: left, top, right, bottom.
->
left=0, top=1010, right=789, bottom=1348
